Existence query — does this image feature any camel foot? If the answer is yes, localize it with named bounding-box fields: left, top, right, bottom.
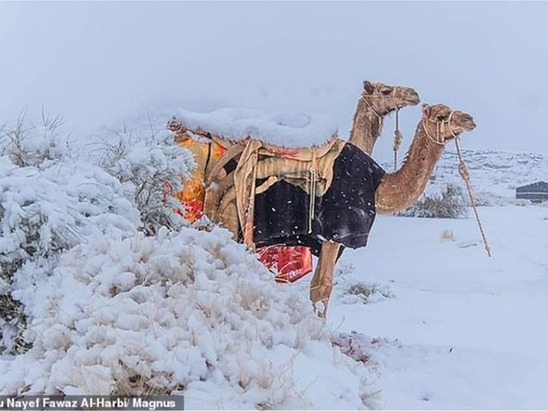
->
left=312, top=299, right=329, bottom=319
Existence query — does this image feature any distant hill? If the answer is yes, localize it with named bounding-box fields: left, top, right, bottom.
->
left=384, top=149, right=548, bottom=206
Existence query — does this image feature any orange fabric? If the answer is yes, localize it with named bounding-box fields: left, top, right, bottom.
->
left=174, top=134, right=313, bottom=282
left=175, top=135, right=226, bottom=223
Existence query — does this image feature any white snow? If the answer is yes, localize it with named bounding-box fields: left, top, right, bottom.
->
left=2, top=109, right=548, bottom=409
left=320, top=204, right=548, bottom=409
left=172, top=108, right=339, bottom=148
left=1, top=226, right=376, bottom=408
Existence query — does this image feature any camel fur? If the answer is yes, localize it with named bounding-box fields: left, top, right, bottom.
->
left=349, top=81, right=420, bottom=155
left=168, top=82, right=475, bottom=318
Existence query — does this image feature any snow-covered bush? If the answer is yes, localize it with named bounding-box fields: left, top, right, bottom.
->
left=343, top=282, right=394, bottom=305
left=89, top=125, right=195, bottom=235
left=0, top=115, right=193, bottom=353
left=1, top=226, right=374, bottom=409
left=398, top=183, right=468, bottom=219
left=0, top=118, right=144, bottom=353
left=0, top=114, right=69, bottom=168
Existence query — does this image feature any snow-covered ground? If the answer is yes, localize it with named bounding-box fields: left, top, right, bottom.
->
left=318, top=204, right=548, bottom=409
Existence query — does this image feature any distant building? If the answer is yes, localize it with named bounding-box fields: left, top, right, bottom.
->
left=516, top=181, right=548, bottom=203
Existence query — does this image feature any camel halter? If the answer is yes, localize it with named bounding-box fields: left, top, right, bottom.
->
left=360, top=94, right=384, bottom=124
left=361, top=95, right=385, bottom=155
left=423, top=111, right=491, bottom=257
left=422, top=116, right=447, bottom=146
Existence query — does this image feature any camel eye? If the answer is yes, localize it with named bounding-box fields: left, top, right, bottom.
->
left=436, top=115, right=447, bottom=121
left=381, top=88, right=392, bottom=95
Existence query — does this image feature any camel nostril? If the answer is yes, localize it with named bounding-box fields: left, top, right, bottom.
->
left=408, top=92, right=421, bottom=105
left=465, top=116, right=476, bottom=130
left=457, top=114, right=476, bottom=130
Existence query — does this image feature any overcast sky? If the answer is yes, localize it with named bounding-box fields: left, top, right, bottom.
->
left=1, top=1, right=548, bottom=161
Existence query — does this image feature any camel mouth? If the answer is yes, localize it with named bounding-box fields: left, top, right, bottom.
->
left=406, top=92, right=421, bottom=106
left=463, top=122, right=476, bottom=131
left=461, top=116, right=476, bottom=131
left=452, top=122, right=476, bottom=135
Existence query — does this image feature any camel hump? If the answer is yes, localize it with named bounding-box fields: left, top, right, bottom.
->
left=168, top=108, right=339, bottom=150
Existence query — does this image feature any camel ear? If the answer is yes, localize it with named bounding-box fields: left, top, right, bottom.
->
left=422, top=104, right=431, bottom=116
left=363, top=81, right=374, bottom=94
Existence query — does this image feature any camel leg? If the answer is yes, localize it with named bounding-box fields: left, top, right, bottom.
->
left=219, top=202, right=239, bottom=239
left=309, top=241, right=341, bottom=318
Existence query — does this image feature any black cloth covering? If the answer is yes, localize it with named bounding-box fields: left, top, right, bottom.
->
left=252, top=142, right=385, bottom=256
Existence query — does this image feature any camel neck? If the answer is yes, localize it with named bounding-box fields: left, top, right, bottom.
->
left=374, top=119, right=445, bottom=214
left=348, top=101, right=384, bottom=155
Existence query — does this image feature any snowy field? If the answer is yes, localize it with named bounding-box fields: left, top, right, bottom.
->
left=317, top=204, right=548, bottom=409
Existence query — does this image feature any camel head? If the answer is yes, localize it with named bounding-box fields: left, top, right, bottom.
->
left=420, top=103, right=476, bottom=144
left=362, top=80, right=421, bottom=115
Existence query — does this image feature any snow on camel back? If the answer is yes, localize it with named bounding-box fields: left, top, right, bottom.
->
left=168, top=108, right=342, bottom=284
left=168, top=107, right=339, bottom=149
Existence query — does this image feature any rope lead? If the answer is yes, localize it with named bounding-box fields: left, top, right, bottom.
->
left=393, top=108, right=402, bottom=171
left=454, top=138, right=492, bottom=257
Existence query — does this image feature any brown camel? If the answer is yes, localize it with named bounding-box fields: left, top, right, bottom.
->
left=309, top=103, right=476, bottom=316
left=349, top=80, right=420, bottom=155
left=168, top=91, right=476, bottom=318
left=375, top=104, right=476, bottom=213
left=200, top=81, right=421, bottom=240
left=169, top=80, right=419, bottom=236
